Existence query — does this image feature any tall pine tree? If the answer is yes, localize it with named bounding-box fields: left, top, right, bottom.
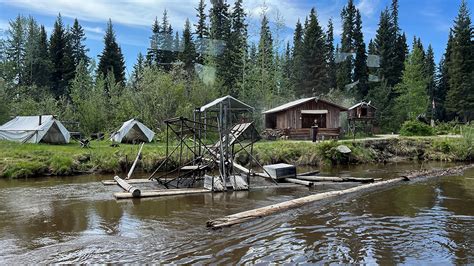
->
left=97, top=19, right=126, bottom=88
left=302, top=8, right=328, bottom=96
left=326, top=18, right=337, bottom=91
left=49, top=14, right=75, bottom=98
left=146, top=17, right=160, bottom=66
left=337, top=0, right=356, bottom=90
left=70, top=18, right=89, bottom=68
left=353, top=10, right=369, bottom=99
left=292, top=19, right=305, bottom=95
left=195, top=0, right=208, bottom=64
left=180, top=19, right=196, bottom=72
left=446, top=0, right=474, bottom=121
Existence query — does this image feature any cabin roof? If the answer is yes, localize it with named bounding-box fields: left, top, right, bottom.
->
left=348, top=101, right=377, bottom=110
left=262, top=97, right=348, bottom=114
left=199, top=95, right=254, bottom=113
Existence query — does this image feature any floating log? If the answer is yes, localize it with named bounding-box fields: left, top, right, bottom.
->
left=207, top=164, right=474, bottom=229
left=115, top=188, right=210, bottom=199
left=284, top=178, right=314, bottom=187
left=297, top=176, right=344, bottom=182
left=297, top=176, right=375, bottom=183
left=114, top=176, right=141, bottom=197
left=207, top=178, right=405, bottom=229
left=102, top=178, right=155, bottom=186
left=297, top=170, right=320, bottom=177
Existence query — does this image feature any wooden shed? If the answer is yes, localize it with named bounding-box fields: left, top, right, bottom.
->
left=263, top=97, right=348, bottom=140
left=347, top=101, right=377, bottom=136
left=348, top=101, right=376, bottom=120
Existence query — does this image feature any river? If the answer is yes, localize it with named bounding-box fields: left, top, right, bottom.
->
left=0, top=162, right=472, bottom=264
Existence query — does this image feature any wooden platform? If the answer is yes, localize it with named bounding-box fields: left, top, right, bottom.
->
left=114, top=183, right=306, bottom=199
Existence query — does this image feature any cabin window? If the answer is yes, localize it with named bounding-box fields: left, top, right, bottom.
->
left=302, top=114, right=326, bottom=128
left=361, top=107, right=368, bottom=116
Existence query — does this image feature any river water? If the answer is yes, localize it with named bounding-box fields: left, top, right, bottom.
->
left=0, top=162, right=472, bottom=264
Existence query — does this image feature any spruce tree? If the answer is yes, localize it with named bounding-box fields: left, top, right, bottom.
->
left=435, top=31, right=454, bottom=121
left=353, top=10, right=368, bottom=99
left=302, top=8, right=328, bottom=96
left=209, top=0, right=231, bottom=94
left=173, top=31, right=180, bottom=62
left=49, top=14, right=75, bottom=98
left=159, top=10, right=174, bottom=70
left=146, top=17, right=160, bottom=66
left=425, top=45, right=436, bottom=119
left=131, top=52, right=145, bottom=90
left=292, top=19, right=305, bottom=95
left=33, top=26, right=52, bottom=87
left=70, top=18, right=89, bottom=67
left=229, top=0, right=248, bottom=96
left=337, top=0, right=356, bottom=90
left=97, top=19, right=126, bottom=88
left=23, top=16, right=40, bottom=87
left=395, top=44, right=429, bottom=121
left=326, top=18, right=337, bottom=91
left=180, top=19, right=196, bottom=72
left=5, top=14, right=27, bottom=86
left=195, top=0, right=208, bottom=64
left=446, top=0, right=474, bottom=121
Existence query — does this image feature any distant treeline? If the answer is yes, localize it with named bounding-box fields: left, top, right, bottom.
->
left=0, top=0, right=472, bottom=135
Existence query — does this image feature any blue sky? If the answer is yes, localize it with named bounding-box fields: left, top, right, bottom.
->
left=0, top=0, right=470, bottom=76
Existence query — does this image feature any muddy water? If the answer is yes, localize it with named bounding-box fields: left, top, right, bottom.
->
left=0, top=162, right=473, bottom=264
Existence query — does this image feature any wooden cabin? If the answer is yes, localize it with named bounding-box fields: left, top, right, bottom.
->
left=263, top=97, right=348, bottom=140
left=348, top=101, right=376, bottom=120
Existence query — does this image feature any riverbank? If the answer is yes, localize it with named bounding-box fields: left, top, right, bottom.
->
left=0, top=135, right=472, bottom=178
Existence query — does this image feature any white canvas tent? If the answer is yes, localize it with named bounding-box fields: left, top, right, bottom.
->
left=110, top=119, right=155, bottom=143
left=0, top=115, right=71, bottom=144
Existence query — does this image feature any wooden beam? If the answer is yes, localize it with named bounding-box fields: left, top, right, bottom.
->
left=102, top=178, right=155, bottom=185
left=126, top=142, right=144, bottom=180
left=296, top=176, right=376, bottom=183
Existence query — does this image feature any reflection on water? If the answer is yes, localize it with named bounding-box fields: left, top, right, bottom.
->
left=0, top=161, right=472, bottom=264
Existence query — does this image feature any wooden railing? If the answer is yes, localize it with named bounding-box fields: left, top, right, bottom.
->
left=288, top=128, right=341, bottom=140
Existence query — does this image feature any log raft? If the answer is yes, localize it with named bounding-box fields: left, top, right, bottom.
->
left=207, top=164, right=474, bottom=229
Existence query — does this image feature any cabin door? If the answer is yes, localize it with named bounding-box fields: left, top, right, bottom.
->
left=301, top=114, right=327, bottom=128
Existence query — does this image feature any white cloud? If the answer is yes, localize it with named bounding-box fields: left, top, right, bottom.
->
left=83, top=26, right=105, bottom=35
left=356, top=0, right=380, bottom=17
left=2, top=0, right=199, bottom=30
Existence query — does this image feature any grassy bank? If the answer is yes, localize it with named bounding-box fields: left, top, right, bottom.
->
left=0, top=141, right=169, bottom=178
left=0, top=135, right=472, bottom=179
left=241, top=136, right=473, bottom=167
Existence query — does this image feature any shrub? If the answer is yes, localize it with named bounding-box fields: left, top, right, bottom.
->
left=399, top=120, right=435, bottom=136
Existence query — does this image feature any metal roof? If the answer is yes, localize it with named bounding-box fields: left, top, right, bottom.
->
left=348, top=101, right=377, bottom=110
left=199, top=95, right=254, bottom=113
left=263, top=97, right=348, bottom=114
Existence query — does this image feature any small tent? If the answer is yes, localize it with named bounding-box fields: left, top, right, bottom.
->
left=110, top=119, right=155, bottom=143
left=0, top=115, right=71, bottom=144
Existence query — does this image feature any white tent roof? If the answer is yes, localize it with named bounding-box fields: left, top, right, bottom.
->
left=110, top=119, right=155, bottom=143
left=0, top=115, right=71, bottom=144
left=199, top=95, right=254, bottom=113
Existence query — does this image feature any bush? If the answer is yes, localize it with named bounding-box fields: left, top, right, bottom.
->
left=399, top=120, right=435, bottom=136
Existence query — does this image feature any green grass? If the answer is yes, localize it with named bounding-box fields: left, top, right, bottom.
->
left=0, top=140, right=168, bottom=178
